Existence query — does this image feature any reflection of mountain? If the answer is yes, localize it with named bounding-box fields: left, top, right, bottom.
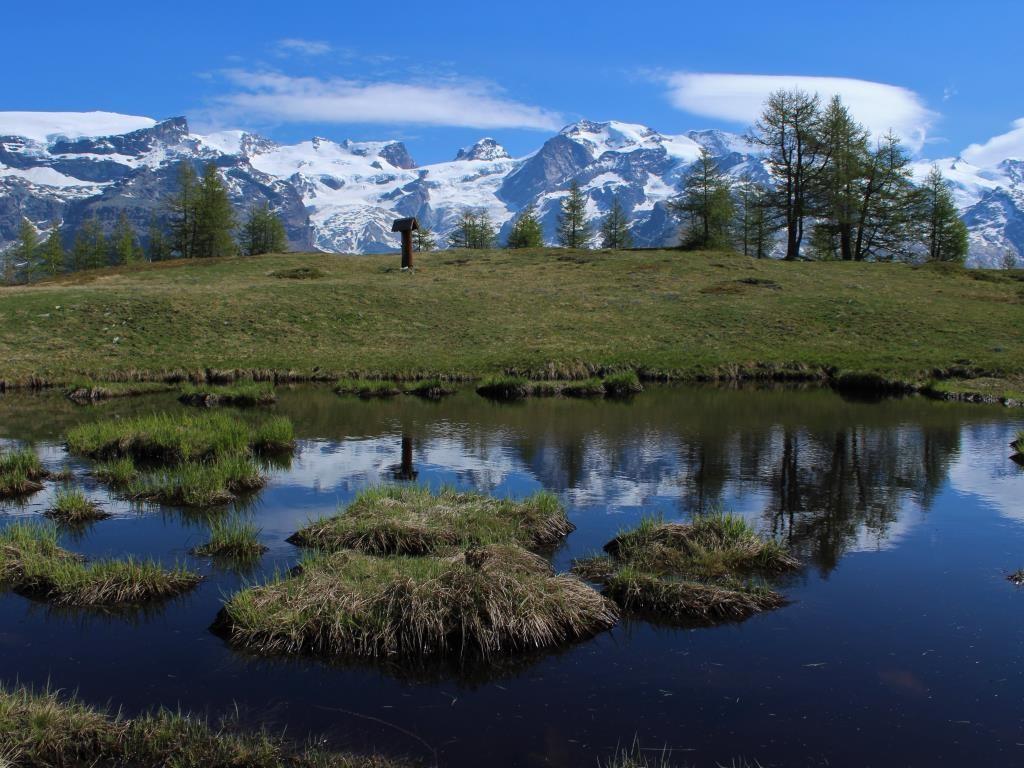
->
left=1, top=385, right=1018, bottom=576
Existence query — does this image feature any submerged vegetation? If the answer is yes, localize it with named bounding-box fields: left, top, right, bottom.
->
left=0, top=522, right=199, bottom=607
left=179, top=382, right=277, bottom=407
left=573, top=513, right=799, bottom=622
left=0, top=683, right=406, bottom=768
left=192, top=517, right=267, bottom=560
left=0, top=447, right=50, bottom=498
left=45, top=488, right=109, bottom=525
left=288, top=485, right=573, bottom=554
left=216, top=543, right=617, bottom=661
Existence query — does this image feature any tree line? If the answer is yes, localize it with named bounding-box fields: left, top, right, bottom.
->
left=2, top=162, right=289, bottom=284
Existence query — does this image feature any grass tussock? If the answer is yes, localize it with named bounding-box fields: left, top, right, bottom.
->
left=334, top=379, right=403, bottom=399
left=66, top=411, right=294, bottom=463
left=0, top=522, right=199, bottom=607
left=45, top=488, right=109, bottom=525
left=0, top=447, right=50, bottom=499
left=404, top=379, right=458, bottom=399
left=477, top=372, right=643, bottom=401
left=573, top=513, right=799, bottom=623
left=288, top=485, right=573, bottom=554
left=191, top=517, right=267, bottom=560
left=65, top=381, right=170, bottom=404
left=179, top=382, right=277, bottom=407
left=217, top=543, right=617, bottom=661
left=0, top=683, right=407, bottom=768
left=126, top=456, right=266, bottom=507
left=1012, top=430, right=1023, bottom=456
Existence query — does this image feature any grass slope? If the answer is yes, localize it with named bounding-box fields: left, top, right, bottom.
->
left=0, top=250, right=1021, bottom=394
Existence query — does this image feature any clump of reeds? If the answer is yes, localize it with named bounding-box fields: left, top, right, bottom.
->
left=572, top=513, right=799, bottom=623
left=65, top=381, right=170, bottom=404
left=66, top=412, right=293, bottom=463
left=334, top=379, right=403, bottom=399
left=288, top=485, right=573, bottom=554
left=0, top=522, right=199, bottom=607
left=191, top=517, right=267, bottom=560
left=602, top=371, right=644, bottom=398
left=93, top=457, right=139, bottom=487
left=602, top=739, right=679, bottom=768
left=0, top=683, right=406, bottom=768
left=1012, top=430, right=1023, bottom=456
left=127, top=456, right=266, bottom=507
left=179, top=382, right=277, bottom=408
left=216, top=543, right=618, bottom=660
left=0, top=447, right=50, bottom=499
left=476, top=375, right=532, bottom=401
left=45, top=488, right=110, bottom=525
left=404, top=379, right=458, bottom=400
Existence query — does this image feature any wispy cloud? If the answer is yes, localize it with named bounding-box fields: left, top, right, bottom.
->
left=212, top=70, right=562, bottom=130
left=276, top=38, right=332, bottom=57
left=962, top=118, right=1024, bottom=167
left=661, top=72, right=936, bottom=153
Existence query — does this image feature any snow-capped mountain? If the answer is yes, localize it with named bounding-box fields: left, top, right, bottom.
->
left=0, top=111, right=1020, bottom=266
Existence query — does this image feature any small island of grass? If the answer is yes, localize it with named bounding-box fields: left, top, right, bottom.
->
left=216, top=543, right=617, bottom=661
left=191, top=517, right=267, bottom=560
left=45, top=487, right=110, bottom=525
left=0, top=447, right=51, bottom=499
left=0, top=522, right=199, bottom=607
left=287, top=485, right=574, bottom=555
left=179, top=382, right=277, bottom=407
left=573, top=513, right=799, bottom=623
left=476, top=371, right=644, bottom=401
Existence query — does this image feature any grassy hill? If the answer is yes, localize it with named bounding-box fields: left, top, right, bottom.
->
left=1, top=248, right=1021, bottom=398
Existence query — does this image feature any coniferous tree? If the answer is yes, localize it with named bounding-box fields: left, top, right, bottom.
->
left=813, top=96, right=869, bottom=261
left=749, top=89, right=825, bottom=260
left=240, top=204, right=287, bottom=256
left=193, top=164, right=236, bottom=258
left=556, top=181, right=591, bottom=248
left=448, top=210, right=495, bottom=249
left=13, top=218, right=39, bottom=277
left=147, top=215, right=171, bottom=262
left=72, top=218, right=108, bottom=271
left=507, top=203, right=544, bottom=248
left=848, top=132, right=917, bottom=262
left=1002, top=249, right=1019, bottom=270
left=413, top=227, right=436, bottom=251
left=110, top=211, right=141, bottom=266
left=734, top=179, right=776, bottom=258
left=599, top=197, right=632, bottom=249
left=36, top=225, right=66, bottom=277
left=169, top=162, right=199, bottom=259
left=918, top=166, right=968, bottom=264
left=670, top=148, right=734, bottom=250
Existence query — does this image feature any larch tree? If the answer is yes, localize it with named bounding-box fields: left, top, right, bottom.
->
left=72, top=218, right=108, bottom=271
left=37, top=224, right=66, bottom=277
left=918, top=166, right=968, bottom=264
left=734, top=179, right=776, bottom=259
left=507, top=203, right=544, bottom=248
left=241, top=204, right=288, bottom=256
left=556, top=181, right=592, bottom=248
left=147, top=215, right=171, bottom=261
left=110, top=211, right=141, bottom=265
left=413, top=226, right=437, bottom=251
left=599, top=196, right=632, bottom=249
left=670, top=147, right=734, bottom=250
left=749, top=88, right=825, bottom=260
left=169, top=162, right=199, bottom=259
left=193, top=164, right=236, bottom=258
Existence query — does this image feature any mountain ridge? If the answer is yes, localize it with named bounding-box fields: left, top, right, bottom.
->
left=0, top=111, right=1020, bottom=266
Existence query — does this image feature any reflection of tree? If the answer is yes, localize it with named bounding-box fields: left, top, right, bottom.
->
left=389, top=434, right=418, bottom=482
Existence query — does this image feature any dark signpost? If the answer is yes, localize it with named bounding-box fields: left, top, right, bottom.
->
left=391, top=217, right=419, bottom=270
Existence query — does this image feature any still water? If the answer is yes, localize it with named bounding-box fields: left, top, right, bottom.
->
left=1, top=385, right=1022, bottom=767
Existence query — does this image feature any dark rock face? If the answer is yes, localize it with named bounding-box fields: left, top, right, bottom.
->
left=455, top=138, right=510, bottom=162
left=499, top=135, right=593, bottom=207
left=379, top=142, right=417, bottom=170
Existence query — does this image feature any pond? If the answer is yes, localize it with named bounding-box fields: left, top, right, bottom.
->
left=1, top=384, right=1023, bottom=767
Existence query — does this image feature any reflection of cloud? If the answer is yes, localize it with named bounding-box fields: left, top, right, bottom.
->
left=947, top=423, right=1024, bottom=522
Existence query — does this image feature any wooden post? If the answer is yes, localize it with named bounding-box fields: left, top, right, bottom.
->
left=401, top=230, right=413, bottom=270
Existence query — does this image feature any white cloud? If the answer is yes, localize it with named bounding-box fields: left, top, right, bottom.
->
left=961, top=118, right=1024, bottom=167
left=213, top=71, right=562, bottom=131
left=276, top=38, right=332, bottom=56
left=663, top=73, right=936, bottom=153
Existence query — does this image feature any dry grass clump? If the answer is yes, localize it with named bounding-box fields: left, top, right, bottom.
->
left=45, top=488, right=110, bottom=525
left=191, top=517, right=267, bottom=560
left=0, top=522, right=199, bottom=607
left=334, top=379, right=404, bottom=398
left=66, top=411, right=293, bottom=463
left=0, top=447, right=50, bottom=499
left=179, top=382, right=277, bottom=407
left=288, top=485, right=573, bottom=554
left=0, top=683, right=407, bottom=768
left=573, top=513, right=799, bottom=623
left=216, top=543, right=617, bottom=661
left=65, top=381, right=170, bottom=404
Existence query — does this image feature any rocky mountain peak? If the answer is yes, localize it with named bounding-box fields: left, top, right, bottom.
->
left=454, top=138, right=510, bottom=162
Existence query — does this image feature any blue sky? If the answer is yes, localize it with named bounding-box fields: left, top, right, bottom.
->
left=4, top=0, right=1022, bottom=165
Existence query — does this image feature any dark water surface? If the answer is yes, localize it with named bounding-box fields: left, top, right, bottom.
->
left=1, top=385, right=1023, bottom=767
